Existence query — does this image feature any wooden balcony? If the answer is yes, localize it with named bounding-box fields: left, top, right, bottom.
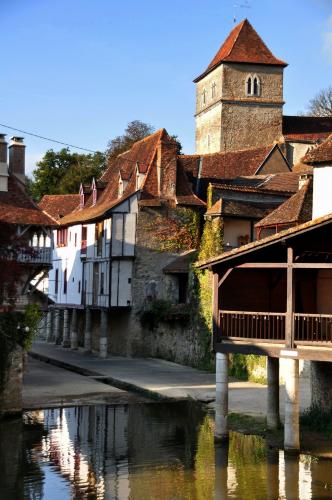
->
left=217, top=310, right=332, bottom=360
left=14, top=247, right=52, bottom=266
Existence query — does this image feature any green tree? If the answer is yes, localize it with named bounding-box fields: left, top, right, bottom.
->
left=106, top=120, right=155, bottom=160
left=29, top=148, right=105, bottom=201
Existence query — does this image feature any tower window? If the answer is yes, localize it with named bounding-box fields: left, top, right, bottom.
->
left=201, top=89, right=207, bottom=107
left=211, top=82, right=216, bottom=98
left=246, top=75, right=260, bottom=97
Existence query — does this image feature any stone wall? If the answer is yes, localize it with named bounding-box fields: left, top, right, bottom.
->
left=0, top=346, right=23, bottom=416
left=195, top=62, right=284, bottom=154
left=103, top=205, right=209, bottom=367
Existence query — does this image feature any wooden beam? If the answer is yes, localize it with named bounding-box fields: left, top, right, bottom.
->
left=285, top=247, right=295, bottom=349
left=236, top=262, right=332, bottom=270
left=237, top=263, right=288, bottom=269
left=218, top=268, right=233, bottom=287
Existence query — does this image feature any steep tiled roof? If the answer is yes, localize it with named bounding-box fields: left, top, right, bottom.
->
left=256, top=179, right=312, bottom=228
left=39, top=194, right=80, bottom=220
left=59, top=129, right=205, bottom=225
left=194, top=19, right=286, bottom=82
left=199, top=145, right=274, bottom=180
left=175, top=161, right=206, bottom=207
left=302, top=134, right=332, bottom=165
left=0, top=176, right=56, bottom=226
left=206, top=198, right=277, bottom=219
left=260, top=172, right=300, bottom=193
left=283, top=116, right=332, bottom=142
left=163, top=250, right=197, bottom=274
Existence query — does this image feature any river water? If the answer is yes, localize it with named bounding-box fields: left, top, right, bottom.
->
left=1, top=401, right=332, bottom=499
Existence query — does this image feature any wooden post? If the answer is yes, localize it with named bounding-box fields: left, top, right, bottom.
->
left=285, top=247, right=295, bottom=348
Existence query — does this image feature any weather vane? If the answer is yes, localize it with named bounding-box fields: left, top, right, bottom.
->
left=233, top=0, right=251, bottom=23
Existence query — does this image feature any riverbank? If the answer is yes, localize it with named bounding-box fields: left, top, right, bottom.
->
left=29, top=341, right=311, bottom=417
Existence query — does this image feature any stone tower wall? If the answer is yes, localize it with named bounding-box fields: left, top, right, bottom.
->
left=195, top=62, right=284, bottom=154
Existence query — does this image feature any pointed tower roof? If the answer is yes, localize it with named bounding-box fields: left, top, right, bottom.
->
left=194, top=19, right=287, bottom=82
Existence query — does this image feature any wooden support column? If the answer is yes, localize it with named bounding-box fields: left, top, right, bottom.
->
left=285, top=247, right=295, bottom=349
left=46, top=310, right=53, bottom=342
left=213, top=272, right=219, bottom=348
left=62, top=309, right=70, bottom=348
left=99, top=310, right=108, bottom=358
left=54, top=310, right=61, bottom=345
left=284, top=358, right=300, bottom=451
left=267, top=357, right=280, bottom=430
left=215, top=352, right=229, bottom=441
left=70, top=309, right=78, bottom=349
left=84, top=309, right=92, bottom=352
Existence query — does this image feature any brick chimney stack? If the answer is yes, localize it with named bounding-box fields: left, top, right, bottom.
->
left=0, top=134, right=8, bottom=192
left=9, top=136, right=25, bottom=184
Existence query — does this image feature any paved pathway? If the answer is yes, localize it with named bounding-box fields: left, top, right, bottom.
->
left=29, top=342, right=311, bottom=418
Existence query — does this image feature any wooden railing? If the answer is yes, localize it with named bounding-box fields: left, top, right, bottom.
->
left=219, top=310, right=332, bottom=346
left=295, top=313, right=332, bottom=344
left=16, top=247, right=52, bottom=265
left=219, top=311, right=286, bottom=342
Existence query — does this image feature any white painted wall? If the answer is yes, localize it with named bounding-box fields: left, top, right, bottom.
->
left=312, top=165, right=332, bottom=219
left=223, top=219, right=252, bottom=249
left=48, top=224, right=83, bottom=305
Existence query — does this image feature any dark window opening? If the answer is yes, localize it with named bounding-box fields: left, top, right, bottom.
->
left=78, top=281, right=81, bottom=294
left=100, top=272, right=104, bottom=295
left=178, top=274, right=188, bottom=304
left=55, top=269, right=59, bottom=294
left=63, top=268, right=67, bottom=295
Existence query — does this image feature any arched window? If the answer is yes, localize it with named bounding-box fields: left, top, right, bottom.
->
left=246, top=75, right=261, bottom=97
left=246, top=76, right=252, bottom=96
left=211, top=82, right=216, bottom=99
left=253, top=75, right=260, bottom=96
left=201, top=89, right=207, bottom=107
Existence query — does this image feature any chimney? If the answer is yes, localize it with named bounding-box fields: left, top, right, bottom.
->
left=298, top=173, right=312, bottom=190
left=0, top=134, right=8, bottom=192
left=157, top=139, right=178, bottom=199
left=9, top=136, right=25, bottom=184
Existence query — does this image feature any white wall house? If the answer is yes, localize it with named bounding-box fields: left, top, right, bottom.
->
left=48, top=193, right=138, bottom=309
left=312, top=164, right=332, bottom=219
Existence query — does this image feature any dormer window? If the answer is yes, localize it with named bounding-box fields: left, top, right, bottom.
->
left=246, top=75, right=261, bottom=97
left=79, top=183, right=84, bottom=209
left=118, top=178, right=124, bottom=198
left=92, top=178, right=97, bottom=206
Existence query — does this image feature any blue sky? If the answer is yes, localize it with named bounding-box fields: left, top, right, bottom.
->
left=1, top=0, right=332, bottom=176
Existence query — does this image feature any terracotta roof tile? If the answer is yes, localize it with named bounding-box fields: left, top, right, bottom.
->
left=283, top=116, right=332, bottom=142
left=259, top=172, right=301, bottom=193
left=39, top=194, right=80, bottom=220
left=199, top=145, right=274, bottom=180
left=175, top=161, right=206, bottom=207
left=256, top=178, right=313, bottom=228
left=194, top=19, right=286, bottom=82
left=302, top=134, right=332, bottom=165
left=0, top=176, right=56, bottom=226
left=163, top=250, right=197, bottom=274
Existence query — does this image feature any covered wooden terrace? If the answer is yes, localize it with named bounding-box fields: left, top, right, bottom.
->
left=199, top=212, right=332, bottom=362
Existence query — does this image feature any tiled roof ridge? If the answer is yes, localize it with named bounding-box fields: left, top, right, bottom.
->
left=209, top=180, right=296, bottom=195
left=302, top=134, right=332, bottom=164
left=194, top=19, right=286, bottom=82
left=200, top=144, right=272, bottom=159
left=255, top=180, right=311, bottom=228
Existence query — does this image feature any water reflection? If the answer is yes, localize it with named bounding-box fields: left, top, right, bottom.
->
left=2, top=402, right=332, bottom=499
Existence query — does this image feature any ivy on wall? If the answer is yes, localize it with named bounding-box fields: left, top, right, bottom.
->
left=0, top=304, right=41, bottom=393
left=143, top=206, right=200, bottom=253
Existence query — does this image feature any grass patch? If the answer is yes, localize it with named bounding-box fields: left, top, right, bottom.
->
left=228, top=413, right=267, bottom=435
left=301, top=404, right=332, bottom=438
